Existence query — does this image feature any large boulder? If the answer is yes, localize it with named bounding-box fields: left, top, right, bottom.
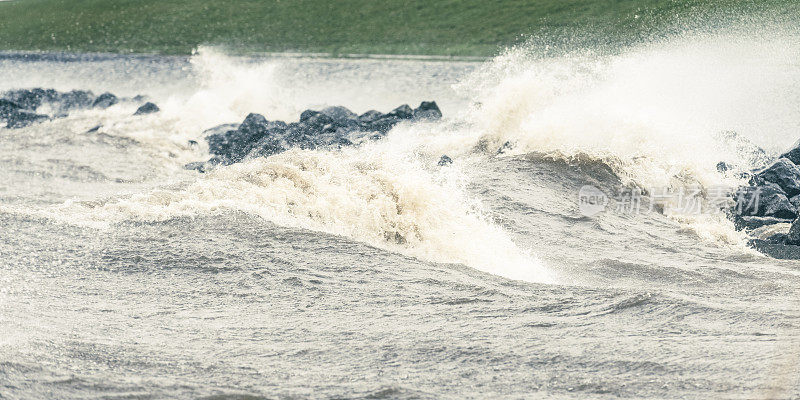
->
left=734, top=183, right=796, bottom=219
left=362, top=106, right=410, bottom=134
left=299, top=111, right=334, bottom=129
left=413, top=101, right=442, bottom=120
left=788, top=218, right=800, bottom=245
left=358, top=110, right=383, bottom=123
left=386, top=104, right=413, bottom=119
left=92, top=92, right=118, bottom=109
left=754, top=158, right=800, bottom=197
left=133, top=102, right=160, bottom=115
left=58, top=90, right=95, bottom=110
left=320, top=106, right=358, bottom=125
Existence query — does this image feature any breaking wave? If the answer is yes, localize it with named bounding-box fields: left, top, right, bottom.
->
left=4, top=26, right=800, bottom=284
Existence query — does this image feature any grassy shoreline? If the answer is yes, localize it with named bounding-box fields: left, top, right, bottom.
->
left=0, top=48, right=489, bottom=63
left=0, top=0, right=796, bottom=57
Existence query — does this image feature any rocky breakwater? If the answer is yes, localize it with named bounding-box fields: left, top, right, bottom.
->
left=0, top=88, right=157, bottom=129
left=731, top=143, right=800, bottom=258
left=185, top=101, right=442, bottom=172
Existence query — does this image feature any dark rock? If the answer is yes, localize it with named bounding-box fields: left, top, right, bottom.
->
left=2, top=88, right=95, bottom=114
left=133, top=102, right=160, bottom=115
left=755, top=158, right=800, bottom=197
left=362, top=104, right=423, bottom=134
left=92, top=92, right=118, bottom=109
left=729, top=137, right=800, bottom=259
left=716, top=161, right=730, bottom=173
left=188, top=140, right=198, bottom=147
left=734, top=215, right=793, bottom=231
left=358, top=110, right=383, bottom=123
left=734, top=183, right=796, bottom=219
left=302, top=112, right=334, bottom=129
left=748, top=240, right=800, bottom=259
left=0, top=99, right=21, bottom=117
left=497, top=141, right=514, bottom=155
left=299, top=109, right=320, bottom=122
left=0, top=88, right=135, bottom=129
left=200, top=101, right=443, bottom=165
left=759, top=184, right=796, bottom=219
left=386, top=104, right=413, bottom=119
left=1, top=96, right=49, bottom=128
left=413, top=101, right=442, bottom=120
left=86, top=125, right=102, bottom=133
left=788, top=218, right=800, bottom=245
left=250, top=134, right=288, bottom=158
left=56, top=90, right=95, bottom=111
left=790, top=194, right=800, bottom=210
left=366, top=115, right=403, bottom=134
left=240, top=113, right=269, bottom=132
left=205, top=128, right=235, bottom=158
left=780, top=143, right=800, bottom=165
left=320, top=106, right=357, bottom=124
left=765, top=233, right=789, bottom=244
left=206, top=114, right=290, bottom=164
left=3, top=88, right=58, bottom=110
left=438, top=155, right=453, bottom=166
left=4, top=110, right=49, bottom=128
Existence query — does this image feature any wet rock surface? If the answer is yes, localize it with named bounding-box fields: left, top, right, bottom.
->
left=92, top=92, right=119, bottom=109
left=197, top=101, right=442, bottom=167
left=134, top=102, right=160, bottom=115
left=731, top=141, right=800, bottom=259
left=0, top=88, right=155, bottom=129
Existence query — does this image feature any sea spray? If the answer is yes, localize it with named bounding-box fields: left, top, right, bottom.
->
left=29, top=144, right=554, bottom=283
left=6, top=30, right=800, bottom=282
left=455, top=31, right=800, bottom=189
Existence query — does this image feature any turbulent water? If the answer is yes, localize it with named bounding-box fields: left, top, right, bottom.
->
left=2, top=30, right=800, bottom=399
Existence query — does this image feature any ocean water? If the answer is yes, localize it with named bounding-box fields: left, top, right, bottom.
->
left=2, top=30, right=800, bottom=399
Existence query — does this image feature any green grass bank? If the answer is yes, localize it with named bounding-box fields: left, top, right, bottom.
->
left=0, top=0, right=796, bottom=57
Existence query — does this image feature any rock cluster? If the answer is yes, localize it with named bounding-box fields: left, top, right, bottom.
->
left=0, top=88, right=158, bottom=129
left=0, top=98, right=48, bottom=128
left=731, top=143, right=800, bottom=257
left=190, top=101, right=442, bottom=170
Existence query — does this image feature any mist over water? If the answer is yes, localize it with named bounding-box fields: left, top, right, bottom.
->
left=2, top=20, right=800, bottom=399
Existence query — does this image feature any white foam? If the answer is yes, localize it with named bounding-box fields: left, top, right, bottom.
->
left=10, top=31, right=800, bottom=283
left=455, top=32, right=800, bottom=189
left=159, top=48, right=298, bottom=130
left=24, top=140, right=553, bottom=284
